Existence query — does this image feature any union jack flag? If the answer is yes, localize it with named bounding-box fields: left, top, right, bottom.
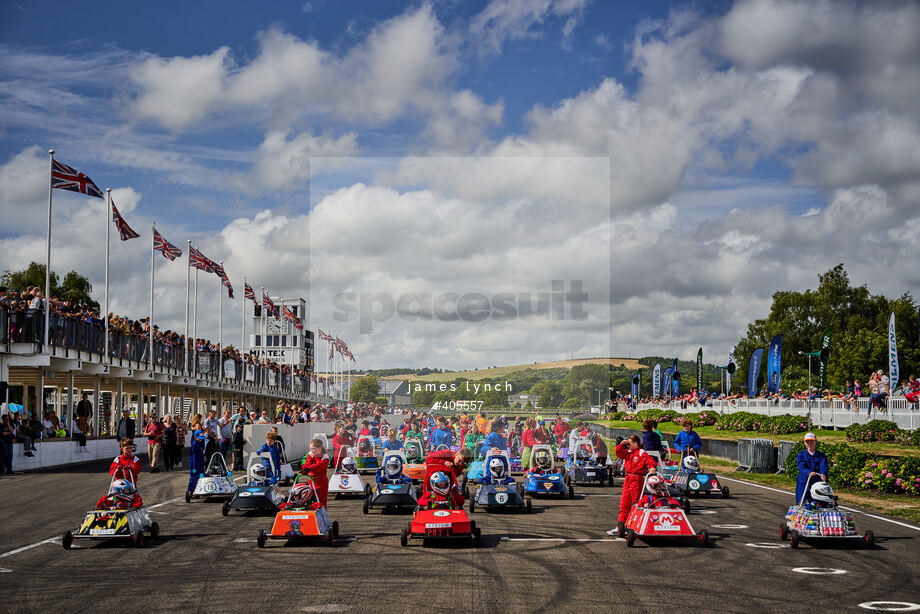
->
left=189, top=245, right=215, bottom=273
left=212, top=263, right=234, bottom=299
left=153, top=228, right=182, bottom=261
left=282, top=306, right=303, bottom=330
left=244, top=283, right=256, bottom=302
left=317, top=328, right=332, bottom=341
left=111, top=201, right=139, bottom=241
left=262, top=292, right=278, bottom=318
left=51, top=159, right=103, bottom=198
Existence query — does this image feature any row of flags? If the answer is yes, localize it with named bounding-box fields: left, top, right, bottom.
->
left=317, top=328, right=355, bottom=363
left=52, top=156, right=305, bottom=328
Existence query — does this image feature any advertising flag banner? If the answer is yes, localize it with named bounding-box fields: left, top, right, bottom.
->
left=653, top=363, right=661, bottom=397
left=662, top=367, right=673, bottom=398
left=224, top=360, right=236, bottom=379
left=889, top=313, right=899, bottom=393
left=818, top=327, right=833, bottom=391
left=727, top=346, right=735, bottom=390
left=245, top=363, right=255, bottom=382
left=766, top=334, right=783, bottom=394
left=748, top=348, right=764, bottom=398
left=696, top=348, right=703, bottom=394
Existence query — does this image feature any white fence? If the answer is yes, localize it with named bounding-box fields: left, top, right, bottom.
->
left=636, top=397, right=919, bottom=431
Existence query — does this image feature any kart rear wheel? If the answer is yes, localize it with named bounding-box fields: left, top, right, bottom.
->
left=864, top=530, right=874, bottom=549
left=681, top=498, right=691, bottom=512
left=608, top=474, right=614, bottom=487
left=62, top=531, right=73, bottom=550
left=472, top=526, right=482, bottom=547
left=469, top=498, right=476, bottom=513
left=363, top=498, right=369, bottom=514
left=222, top=500, right=230, bottom=516
left=332, top=521, right=339, bottom=539
left=326, top=528, right=334, bottom=546
left=722, top=486, right=730, bottom=499
left=184, top=491, right=191, bottom=503
left=567, top=486, right=575, bottom=499
left=150, top=522, right=160, bottom=541
left=460, top=476, right=469, bottom=499
left=257, top=530, right=266, bottom=549
left=365, top=484, right=372, bottom=497
left=625, top=528, right=635, bottom=547
left=526, top=499, right=533, bottom=514
left=400, top=528, right=409, bottom=547
left=789, top=530, right=800, bottom=549
left=132, top=530, right=145, bottom=548
left=698, top=529, right=709, bottom=548
left=780, top=523, right=789, bottom=541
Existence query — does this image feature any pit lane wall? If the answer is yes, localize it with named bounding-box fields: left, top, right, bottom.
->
left=6, top=433, right=191, bottom=471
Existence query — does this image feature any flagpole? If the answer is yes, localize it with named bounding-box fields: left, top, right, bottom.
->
left=43, top=150, right=56, bottom=351
left=193, top=268, right=198, bottom=361
left=184, top=240, right=191, bottom=376
left=218, top=260, right=223, bottom=383
left=260, top=287, right=266, bottom=382
left=104, top=188, right=111, bottom=363
left=290, top=304, right=295, bottom=394
left=149, top=222, right=155, bottom=371
left=241, top=276, right=246, bottom=355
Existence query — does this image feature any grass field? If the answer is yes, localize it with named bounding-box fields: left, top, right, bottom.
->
left=379, top=357, right=641, bottom=382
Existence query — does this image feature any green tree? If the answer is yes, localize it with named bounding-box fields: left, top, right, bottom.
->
left=349, top=375, right=381, bottom=403
left=529, top=380, right=562, bottom=407
left=1, top=262, right=99, bottom=310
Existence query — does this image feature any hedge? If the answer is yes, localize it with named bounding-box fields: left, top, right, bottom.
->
left=845, top=420, right=920, bottom=447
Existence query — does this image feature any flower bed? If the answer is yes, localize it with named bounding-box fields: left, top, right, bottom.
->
left=845, top=420, right=920, bottom=447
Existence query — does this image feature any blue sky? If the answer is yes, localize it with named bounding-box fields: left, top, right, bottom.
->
left=1, top=0, right=918, bottom=369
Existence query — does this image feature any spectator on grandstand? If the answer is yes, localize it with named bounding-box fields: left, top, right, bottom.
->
left=115, top=408, right=135, bottom=440
left=869, top=371, right=888, bottom=415
left=904, top=374, right=920, bottom=407
left=75, top=393, right=92, bottom=435
left=841, top=380, right=858, bottom=412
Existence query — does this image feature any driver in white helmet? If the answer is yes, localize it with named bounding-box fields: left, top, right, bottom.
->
left=377, top=454, right=412, bottom=485
left=682, top=455, right=700, bottom=473
left=483, top=455, right=514, bottom=485
left=809, top=481, right=836, bottom=509
left=96, top=478, right=143, bottom=510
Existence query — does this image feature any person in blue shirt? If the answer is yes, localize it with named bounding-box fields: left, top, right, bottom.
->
left=481, top=420, right=507, bottom=454
left=253, top=432, right=282, bottom=482
left=381, top=429, right=405, bottom=452
left=186, top=414, right=209, bottom=494
left=673, top=420, right=702, bottom=455
left=429, top=417, right=453, bottom=449
left=795, top=432, right=829, bottom=503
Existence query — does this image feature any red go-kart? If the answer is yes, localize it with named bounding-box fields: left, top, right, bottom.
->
left=402, top=468, right=481, bottom=547
left=624, top=473, right=708, bottom=548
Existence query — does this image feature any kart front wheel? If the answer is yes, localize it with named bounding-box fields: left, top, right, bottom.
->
left=365, top=484, right=372, bottom=497
left=460, top=476, right=469, bottom=499
left=184, top=491, right=191, bottom=503
left=722, top=486, right=730, bottom=499
left=472, top=526, right=482, bottom=547
left=698, top=529, right=709, bottom=548
left=332, top=521, right=339, bottom=539
left=567, top=486, right=575, bottom=499
left=626, top=528, right=636, bottom=547
left=326, top=528, right=334, bottom=546
left=780, top=523, right=789, bottom=541
left=222, top=500, right=230, bottom=516
left=363, top=498, right=369, bottom=514
left=469, top=498, right=476, bottom=513
left=62, top=531, right=73, bottom=550
left=257, top=530, right=266, bottom=549
left=681, top=498, right=691, bottom=512
left=790, top=530, right=800, bottom=549
left=150, top=522, right=160, bottom=541
left=608, top=474, right=614, bottom=487
left=526, top=499, right=533, bottom=514
left=132, top=530, right=145, bottom=548
left=400, top=528, right=409, bottom=547
left=864, top=530, right=874, bottom=550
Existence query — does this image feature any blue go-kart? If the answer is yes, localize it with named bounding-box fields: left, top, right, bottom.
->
left=469, top=450, right=531, bottom=514
left=565, top=437, right=613, bottom=488
left=522, top=444, right=571, bottom=498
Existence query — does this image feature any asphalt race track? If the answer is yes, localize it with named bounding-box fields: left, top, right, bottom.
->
left=1, top=458, right=918, bottom=613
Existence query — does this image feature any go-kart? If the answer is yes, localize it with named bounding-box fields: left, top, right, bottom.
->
left=328, top=446, right=372, bottom=499
left=565, top=437, right=613, bottom=487
left=354, top=434, right=380, bottom=474
left=258, top=477, right=339, bottom=548
left=63, top=468, right=158, bottom=549
left=780, top=477, right=873, bottom=549
left=508, top=436, right=524, bottom=473
left=223, top=452, right=285, bottom=516
left=470, top=450, right=531, bottom=514
left=364, top=450, right=418, bottom=514
left=405, top=437, right=427, bottom=482
left=668, top=452, right=729, bottom=499
left=187, top=452, right=238, bottom=502
left=401, top=469, right=481, bottom=547
left=522, top=443, right=571, bottom=498
left=624, top=473, right=709, bottom=548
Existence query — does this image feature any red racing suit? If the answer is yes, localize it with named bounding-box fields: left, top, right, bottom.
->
left=299, top=453, right=330, bottom=508
left=421, top=449, right=465, bottom=508
left=109, top=454, right=141, bottom=484
left=95, top=493, right=143, bottom=510
left=615, top=442, right=657, bottom=522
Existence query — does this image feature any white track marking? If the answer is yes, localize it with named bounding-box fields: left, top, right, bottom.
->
left=148, top=497, right=183, bottom=510
left=711, top=524, right=748, bottom=529
left=717, top=476, right=920, bottom=532
left=0, top=567, right=12, bottom=572
left=858, top=602, right=920, bottom=611
left=746, top=542, right=788, bottom=549
left=792, top=567, right=847, bottom=575
left=0, top=537, right=59, bottom=559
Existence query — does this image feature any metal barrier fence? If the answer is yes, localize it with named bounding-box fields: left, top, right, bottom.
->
left=776, top=440, right=797, bottom=475
left=735, top=438, right=775, bottom=473
left=636, top=397, right=919, bottom=430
